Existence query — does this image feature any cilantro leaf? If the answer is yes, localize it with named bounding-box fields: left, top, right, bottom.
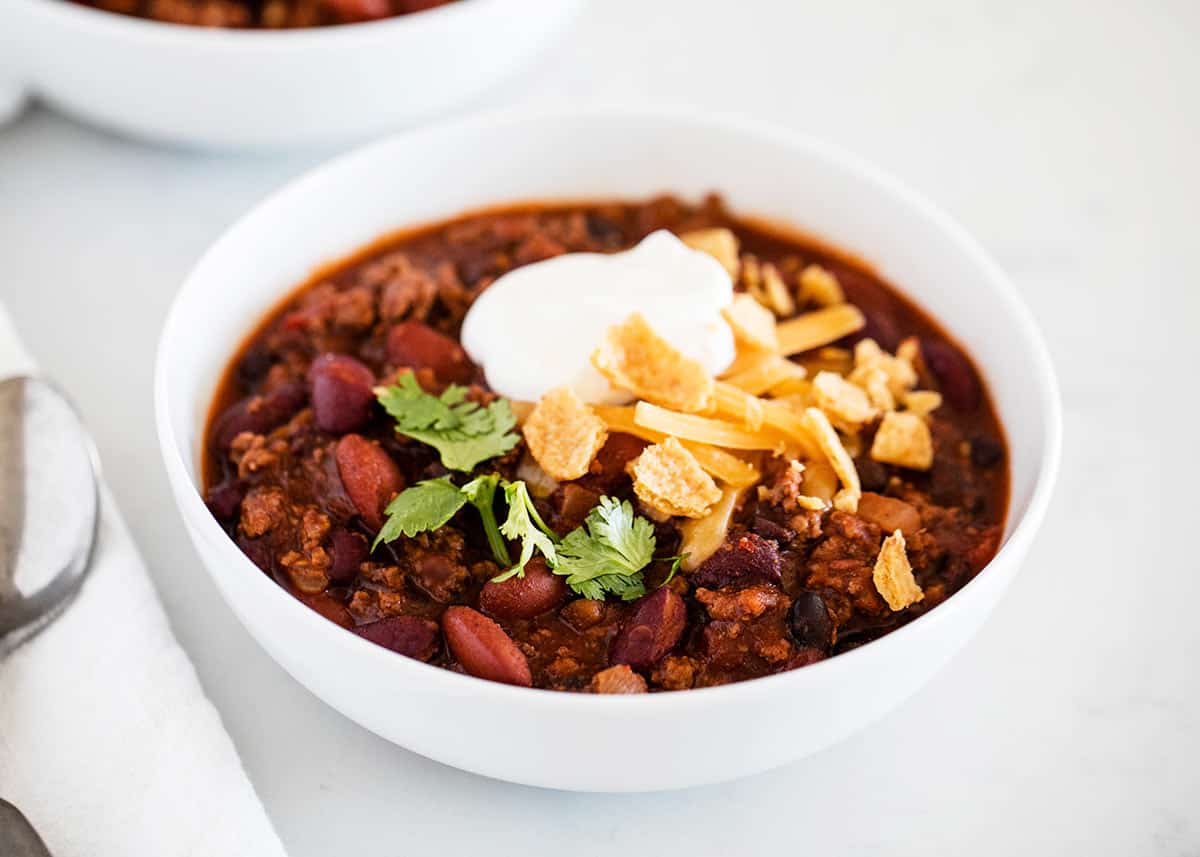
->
left=461, top=473, right=509, bottom=566
left=493, top=481, right=558, bottom=581
left=375, top=374, right=463, bottom=430
left=553, top=497, right=657, bottom=601
left=373, top=476, right=467, bottom=550
left=374, top=375, right=520, bottom=472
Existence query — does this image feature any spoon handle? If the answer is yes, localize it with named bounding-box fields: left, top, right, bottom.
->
left=0, top=799, right=53, bottom=857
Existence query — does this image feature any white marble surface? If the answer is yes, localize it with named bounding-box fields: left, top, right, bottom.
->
left=2, top=0, right=1198, bottom=853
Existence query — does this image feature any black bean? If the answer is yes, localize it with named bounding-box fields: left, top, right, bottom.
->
left=789, top=591, right=834, bottom=651
left=856, top=456, right=890, bottom=493
left=970, top=436, right=1005, bottom=469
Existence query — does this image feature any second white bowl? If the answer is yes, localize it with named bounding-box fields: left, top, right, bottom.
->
left=1, top=0, right=582, bottom=148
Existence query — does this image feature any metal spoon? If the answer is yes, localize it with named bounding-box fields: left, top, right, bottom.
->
left=0, top=375, right=101, bottom=856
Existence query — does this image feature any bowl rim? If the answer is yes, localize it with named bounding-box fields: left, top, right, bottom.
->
left=154, top=106, right=1063, bottom=712
left=15, top=0, right=503, bottom=47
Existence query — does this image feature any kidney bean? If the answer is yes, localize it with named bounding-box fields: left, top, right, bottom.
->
left=352, top=615, right=440, bottom=660
left=300, top=592, right=354, bottom=629
left=479, top=557, right=568, bottom=620
left=750, top=515, right=794, bottom=545
left=856, top=492, right=922, bottom=538
left=334, top=434, right=405, bottom=531
left=689, top=532, right=782, bottom=590
left=610, top=588, right=686, bottom=671
left=589, top=432, right=648, bottom=490
left=921, top=338, right=982, bottom=413
left=320, top=0, right=390, bottom=21
left=327, top=528, right=369, bottom=584
left=789, top=592, right=834, bottom=652
left=235, top=532, right=273, bottom=575
left=831, top=266, right=901, bottom=351
left=307, top=353, right=377, bottom=434
left=386, top=321, right=476, bottom=385
left=204, top=479, right=245, bottom=522
left=442, top=606, right=532, bottom=687
left=213, top=382, right=306, bottom=449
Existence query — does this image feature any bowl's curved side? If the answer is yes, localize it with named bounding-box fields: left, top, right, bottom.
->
left=6, top=0, right=583, bottom=148
left=155, top=109, right=1061, bottom=790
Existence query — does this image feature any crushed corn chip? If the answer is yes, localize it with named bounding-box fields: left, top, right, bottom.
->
left=801, top=407, right=861, bottom=512
left=760, top=262, right=796, bottom=317
left=873, top=530, right=924, bottom=611
left=797, top=264, right=845, bottom=307
left=776, top=304, right=866, bottom=356
left=592, top=313, right=714, bottom=413
left=812, top=371, right=878, bottom=431
left=522, top=387, right=608, bottom=481
left=855, top=366, right=897, bottom=412
left=897, top=337, right=920, bottom=364
left=722, top=294, right=779, bottom=351
left=680, top=228, right=740, bottom=278
left=850, top=338, right=917, bottom=397
left=870, top=411, right=933, bottom=470
left=903, top=390, right=943, bottom=417
left=629, top=437, right=723, bottom=519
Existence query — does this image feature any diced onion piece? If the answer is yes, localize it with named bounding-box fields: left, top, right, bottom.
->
left=800, top=407, right=861, bottom=512
left=593, top=406, right=761, bottom=487
left=679, top=486, right=745, bottom=571
left=722, top=294, right=779, bottom=351
left=517, top=454, right=559, bottom=499
left=722, top=354, right=808, bottom=396
left=633, top=402, right=787, bottom=452
left=776, top=304, right=866, bottom=356
left=680, top=228, right=740, bottom=278
left=713, top=382, right=766, bottom=431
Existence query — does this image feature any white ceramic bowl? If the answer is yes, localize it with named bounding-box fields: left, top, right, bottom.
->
left=0, top=0, right=582, bottom=148
left=155, top=109, right=1061, bottom=791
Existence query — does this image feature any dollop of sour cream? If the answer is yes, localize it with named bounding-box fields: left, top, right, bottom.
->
left=460, top=230, right=736, bottom=404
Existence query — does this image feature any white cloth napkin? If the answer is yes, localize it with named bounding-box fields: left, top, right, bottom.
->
left=0, top=306, right=287, bottom=857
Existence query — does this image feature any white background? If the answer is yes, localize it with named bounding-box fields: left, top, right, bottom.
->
left=2, top=0, right=1198, bottom=853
